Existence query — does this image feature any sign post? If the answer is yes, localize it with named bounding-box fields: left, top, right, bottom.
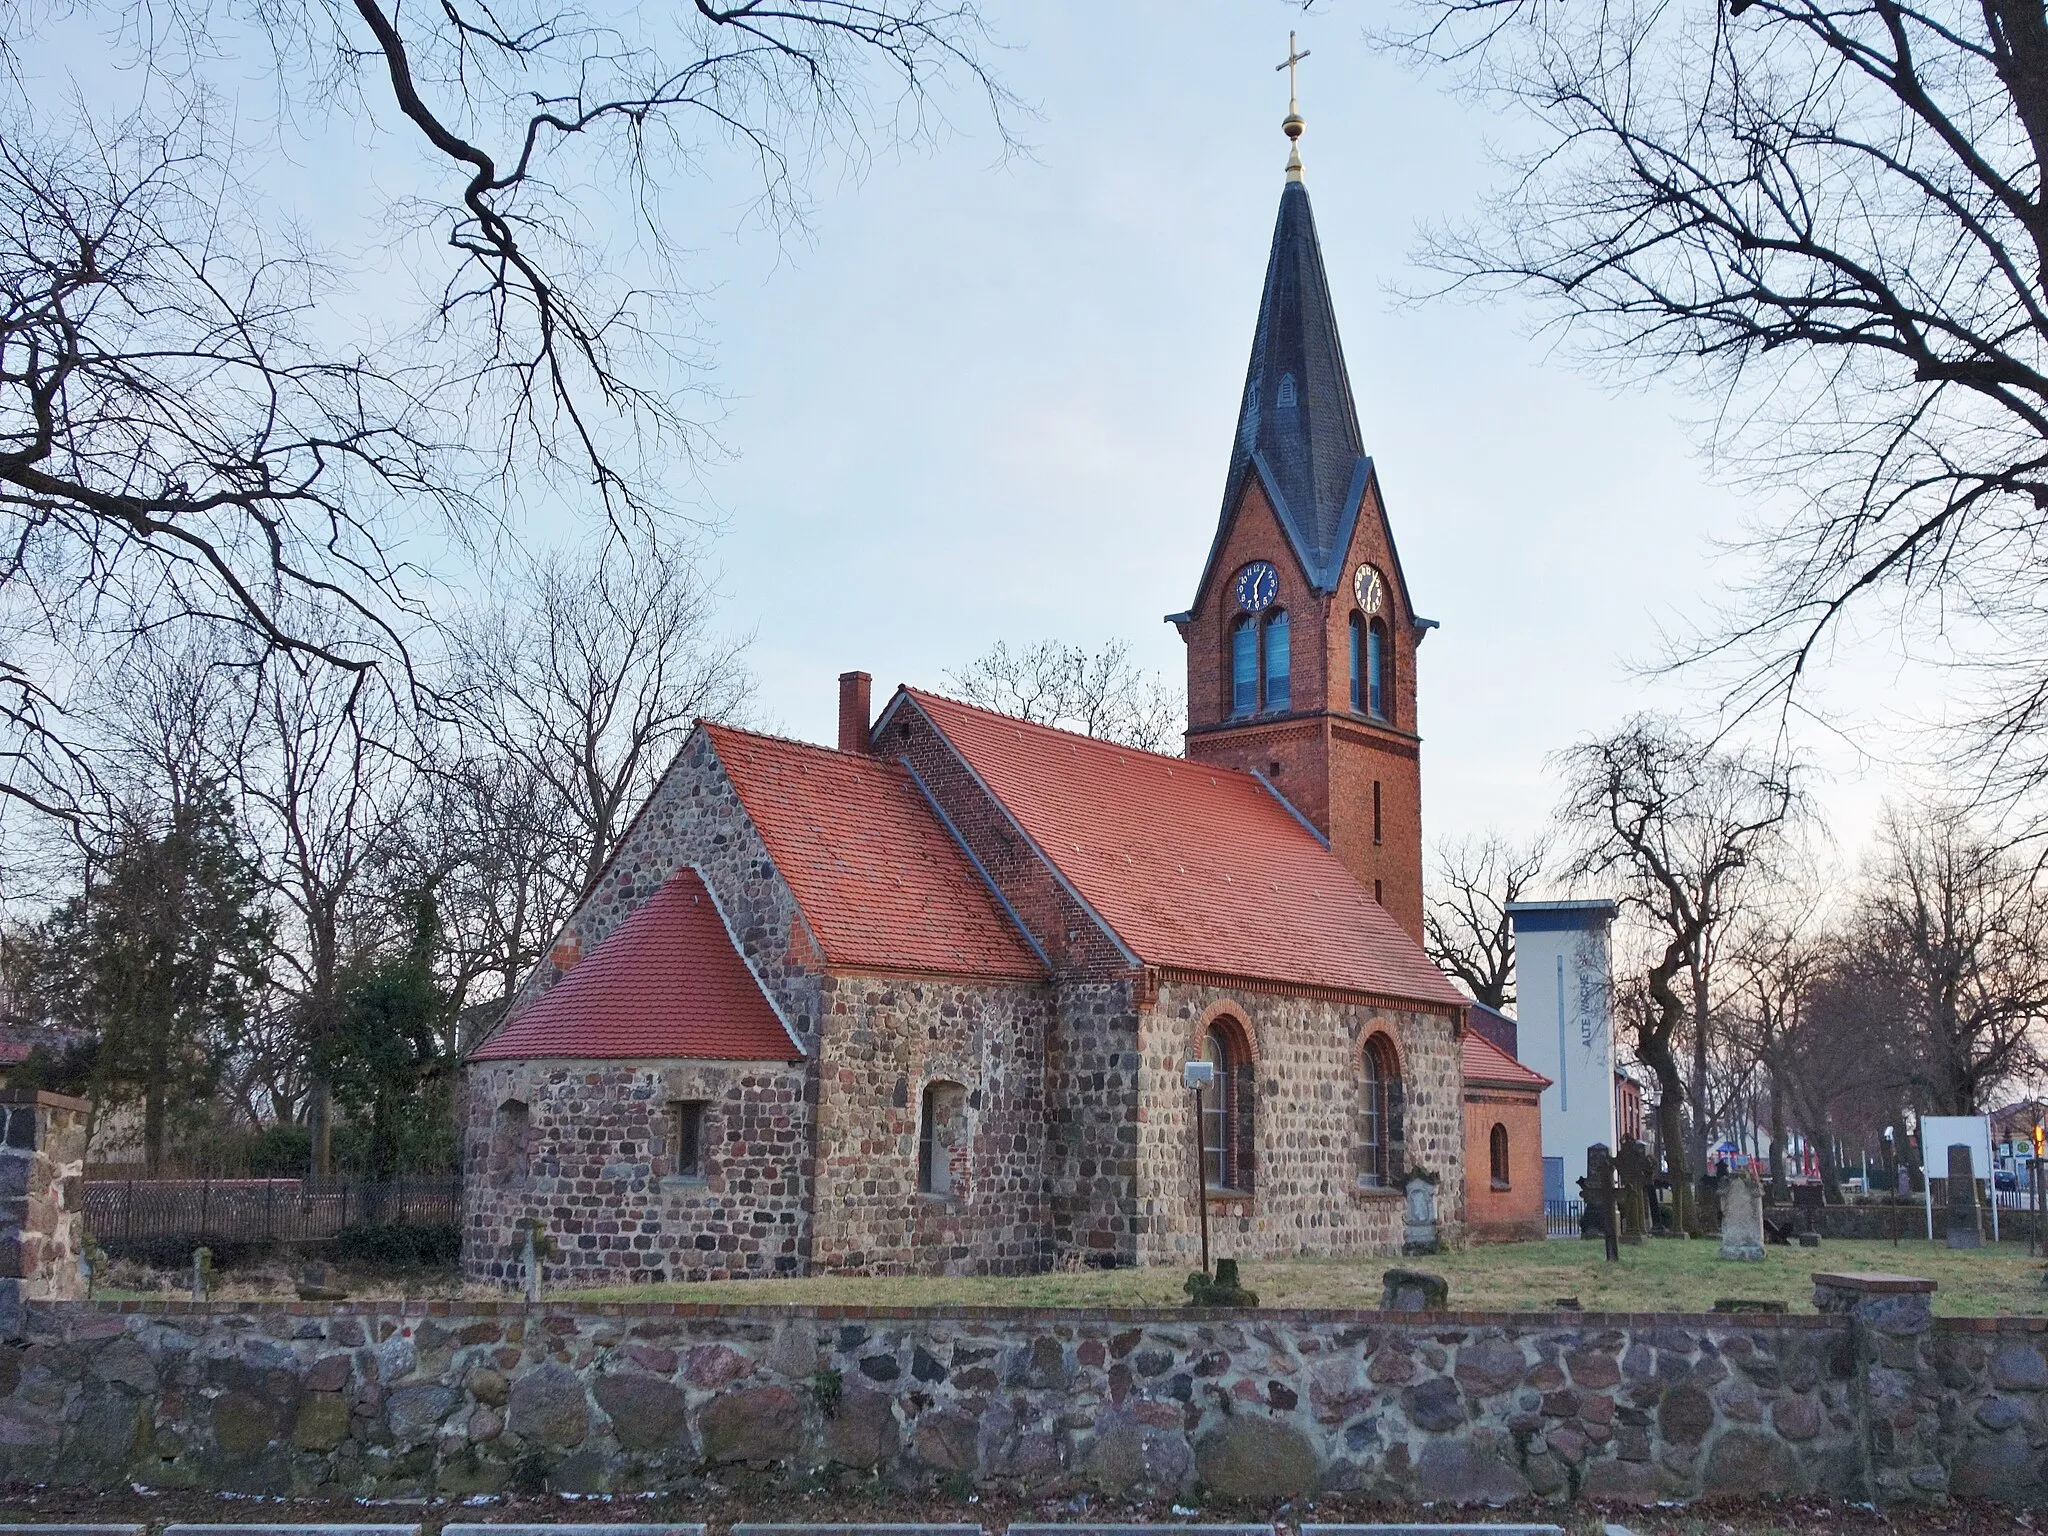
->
left=1183, top=1059, right=1215, bottom=1277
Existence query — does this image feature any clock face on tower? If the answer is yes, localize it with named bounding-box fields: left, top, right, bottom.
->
left=1354, top=563, right=1386, bottom=615
left=1234, top=561, right=1279, bottom=613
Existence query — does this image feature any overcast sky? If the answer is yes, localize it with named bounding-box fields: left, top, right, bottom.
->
left=631, top=2, right=1944, bottom=878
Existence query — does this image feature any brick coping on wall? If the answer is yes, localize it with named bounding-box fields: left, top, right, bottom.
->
left=39, top=1296, right=2026, bottom=1329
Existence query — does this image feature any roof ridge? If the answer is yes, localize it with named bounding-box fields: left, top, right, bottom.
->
left=699, top=716, right=905, bottom=769
left=901, top=686, right=1227, bottom=776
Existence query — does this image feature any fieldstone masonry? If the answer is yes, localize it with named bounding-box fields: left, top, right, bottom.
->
left=0, top=1090, right=88, bottom=1335
left=2, top=1295, right=2045, bottom=1506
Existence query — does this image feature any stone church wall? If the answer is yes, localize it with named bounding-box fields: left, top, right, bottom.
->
left=11, top=1293, right=2034, bottom=1506
left=462, top=1057, right=812, bottom=1287
left=809, top=971, right=1055, bottom=1275
left=1046, top=980, right=1145, bottom=1264
left=1135, top=982, right=1464, bottom=1266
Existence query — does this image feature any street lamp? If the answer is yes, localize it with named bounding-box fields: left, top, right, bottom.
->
left=1184, top=1059, right=1215, bottom=1276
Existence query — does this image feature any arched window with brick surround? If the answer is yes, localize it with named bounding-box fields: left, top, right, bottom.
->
left=1360, top=1032, right=1404, bottom=1187
left=1202, top=1016, right=1255, bottom=1191
left=1490, top=1122, right=1511, bottom=1189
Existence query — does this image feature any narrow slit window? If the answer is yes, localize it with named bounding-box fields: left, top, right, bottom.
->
left=669, top=1100, right=707, bottom=1178
left=1349, top=613, right=1364, bottom=712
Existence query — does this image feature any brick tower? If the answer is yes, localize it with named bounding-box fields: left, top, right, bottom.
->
left=1170, top=107, right=1431, bottom=942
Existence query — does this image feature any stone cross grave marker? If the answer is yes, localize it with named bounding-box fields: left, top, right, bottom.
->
left=1946, top=1141, right=1984, bottom=1249
left=1616, top=1138, right=1653, bottom=1244
left=1719, top=1167, right=1766, bottom=1261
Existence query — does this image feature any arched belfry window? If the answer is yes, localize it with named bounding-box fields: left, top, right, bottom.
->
left=1366, top=619, right=1390, bottom=720
left=1262, top=610, right=1290, bottom=712
left=1490, top=1123, right=1511, bottom=1189
left=1230, top=617, right=1258, bottom=717
left=1201, top=1019, right=1255, bottom=1191
left=1349, top=614, right=1364, bottom=712
left=1360, top=1033, right=1404, bottom=1187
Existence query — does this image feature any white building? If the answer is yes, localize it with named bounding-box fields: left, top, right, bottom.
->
left=1506, top=898, right=1619, bottom=1204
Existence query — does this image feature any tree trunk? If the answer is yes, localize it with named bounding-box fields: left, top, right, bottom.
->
left=1688, top=961, right=1712, bottom=1214
left=1643, top=937, right=1696, bottom=1233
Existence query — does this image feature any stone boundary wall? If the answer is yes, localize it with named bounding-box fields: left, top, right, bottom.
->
left=4, top=1299, right=2045, bottom=1507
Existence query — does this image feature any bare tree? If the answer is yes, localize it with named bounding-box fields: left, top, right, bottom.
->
left=1558, top=717, right=1808, bottom=1231
left=235, top=657, right=420, bottom=1176
left=1393, top=3, right=2048, bottom=783
left=947, top=638, right=1184, bottom=754
left=0, top=3, right=1013, bottom=820
left=1424, top=830, right=1551, bottom=1010
left=1845, top=803, right=2048, bottom=1114
left=448, top=538, right=753, bottom=910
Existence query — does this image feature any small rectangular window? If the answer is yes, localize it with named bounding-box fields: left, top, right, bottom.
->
left=669, top=1101, right=707, bottom=1178
left=1373, top=780, right=1383, bottom=844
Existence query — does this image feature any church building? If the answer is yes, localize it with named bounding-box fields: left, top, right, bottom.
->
left=461, top=109, right=1472, bottom=1287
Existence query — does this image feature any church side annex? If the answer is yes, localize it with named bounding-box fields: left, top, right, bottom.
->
left=461, top=108, right=1471, bottom=1287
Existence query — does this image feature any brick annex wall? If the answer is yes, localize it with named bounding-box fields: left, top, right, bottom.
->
left=1137, top=984, right=1463, bottom=1265
left=809, top=972, right=1055, bottom=1276
left=1463, top=1089, right=1545, bottom=1244
left=12, top=1296, right=2048, bottom=1506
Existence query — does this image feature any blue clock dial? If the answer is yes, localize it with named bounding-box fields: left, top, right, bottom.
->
left=1234, top=561, right=1279, bottom=613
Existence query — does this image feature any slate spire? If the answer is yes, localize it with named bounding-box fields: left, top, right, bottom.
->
left=1219, top=174, right=1372, bottom=593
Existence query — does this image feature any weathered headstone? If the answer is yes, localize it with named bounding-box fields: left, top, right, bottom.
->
left=1617, top=1139, right=1653, bottom=1244
left=297, top=1259, right=349, bottom=1302
left=1380, top=1268, right=1448, bottom=1311
left=1946, top=1142, right=1984, bottom=1250
left=1719, top=1167, right=1766, bottom=1261
left=1401, top=1173, right=1440, bottom=1255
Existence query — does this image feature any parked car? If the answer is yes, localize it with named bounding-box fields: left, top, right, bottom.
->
left=1996, top=1168, right=2020, bottom=1191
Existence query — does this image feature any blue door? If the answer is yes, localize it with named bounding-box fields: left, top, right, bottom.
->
left=1543, top=1157, right=1566, bottom=1206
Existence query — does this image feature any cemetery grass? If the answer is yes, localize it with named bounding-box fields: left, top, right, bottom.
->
left=563, top=1236, right=2048, bottom=1316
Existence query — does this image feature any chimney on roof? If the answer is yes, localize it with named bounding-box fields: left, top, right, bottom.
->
left=837, top=671, right=873, bottom=754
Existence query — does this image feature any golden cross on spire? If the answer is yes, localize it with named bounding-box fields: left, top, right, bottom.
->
left=1276, top=31, right=1310, bottom=181
left=1276, top=31, right=1311, bottom=113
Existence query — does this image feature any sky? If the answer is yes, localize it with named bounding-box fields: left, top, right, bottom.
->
left=656, top=3, right=1930, bottom=874
left=22, top=0, right=1948, bottom=878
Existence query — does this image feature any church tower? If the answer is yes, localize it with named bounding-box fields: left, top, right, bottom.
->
left=1171, top=73, right=1432, bottom=942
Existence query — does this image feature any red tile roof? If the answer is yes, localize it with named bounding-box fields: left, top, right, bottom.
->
left=1461, top=1028, right=1552, bottom=1091
left=471, top=867, right=800, bottom=1061
left=704, top=723, right=1046, bottom=982
left=901, top=689, right=1465, bottom=1007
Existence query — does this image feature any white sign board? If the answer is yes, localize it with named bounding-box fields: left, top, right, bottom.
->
left=1918, top=1113, right=1996, bottom=1242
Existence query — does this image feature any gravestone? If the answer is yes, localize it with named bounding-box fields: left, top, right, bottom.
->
left=1586, top=1143, right=1620, bottom=1260
left=1617, top=1139, right=1653, bottom=1244
left=1719, top=1167, right=1766, bottom=1261
left=1401, top=1174, right=1440, bottom=1255
left=1946, top=1142, right=1984, bottom=1250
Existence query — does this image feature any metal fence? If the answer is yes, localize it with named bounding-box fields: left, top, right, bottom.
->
left=1544, top=1199, right=1584, bottom=1238
left=84, top=1176, right=461, bottom=1247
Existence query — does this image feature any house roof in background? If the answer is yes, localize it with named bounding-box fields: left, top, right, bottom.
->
left=903, top=689, right=1464, bottom=1008
left=705, top=722, right=1046, bottom=982
left=470, top=866, right=799, bottom=1062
